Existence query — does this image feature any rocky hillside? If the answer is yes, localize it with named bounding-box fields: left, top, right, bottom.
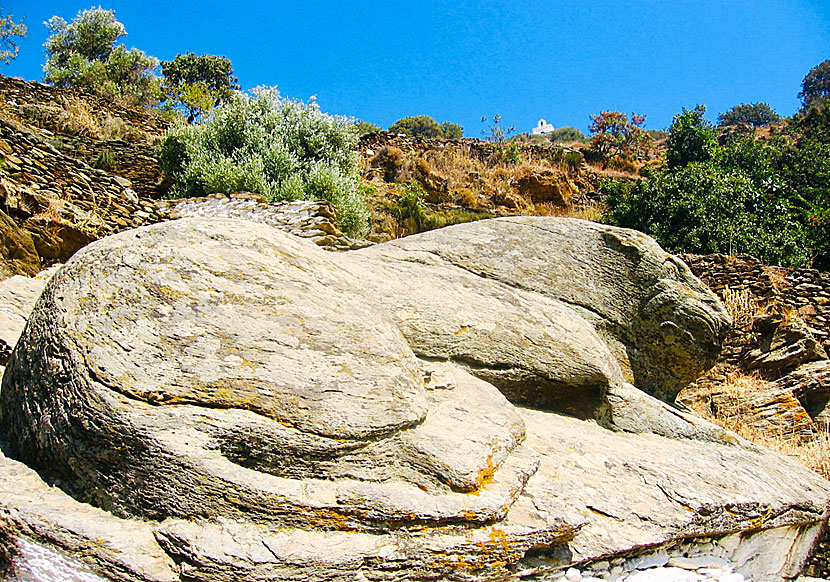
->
left=0, top=75, right=359, bottom=279
left=359, top=131, right=604, bottom=241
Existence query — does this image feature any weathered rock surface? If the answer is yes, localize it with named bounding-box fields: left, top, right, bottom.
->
left=516, top=168, right=577, bottom=205
left=160, top=192, right=366, bottom=250
left=743, top=312, right=828, bottom=376
left=779, top=360, right=830, bottom=428
left=0, top=217, right=827, bottom=582
left=0, top=208, right=39, bottom=278
left=356, top=216, right=731, bottom=402
left=0, top=266, right=56, bottom=369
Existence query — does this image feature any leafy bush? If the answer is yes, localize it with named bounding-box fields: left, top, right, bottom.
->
left=604, top=119, right=830, bottom=268
left=0, top=7, right=26, bottom=65
left=563, top=150, right=584, bottom=169
left=665, top=105, right=717, bottom=169
left=389, top=115, right=442, bottom=138
left=440, top=121, right=463, bottom=139
left=492, top=142, right=523, bottom=165
left=549, top=126, right=587, bottom=143
left=158, top=87, right=369, bottom=237
left=800, top=60, right=830, bottom=111
left=718, top=103, right=780, bottom=127
left=388, top=115, right=463, bottom=139
left=603, top=160, right=809, bottom=267
left=351, top=119, right=381, bottom=136
left=43, top=7, right=159, bottom=106
left=586, top=111, right=651, bottom=167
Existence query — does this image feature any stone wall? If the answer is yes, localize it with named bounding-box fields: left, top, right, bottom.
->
left=359, top=130, right=582, bottom=165
left=0, top=118, right=165, bottom=268
left=162, top=192, right=367, bottom=250
left=0, top=75, right=169, bottom=137
left=682, top=253, right=830, bottom=357
left=0, top=75, right=167, bottom=200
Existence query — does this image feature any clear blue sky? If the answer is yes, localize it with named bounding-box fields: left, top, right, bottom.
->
left=3, top=1, right=829, bottom=135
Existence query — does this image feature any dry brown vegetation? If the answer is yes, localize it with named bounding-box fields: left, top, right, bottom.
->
left=362, top=139, right=603, bottom=241
left=0, top=92, right=152, bottom=144
left=685, top=284, right=830, bottom=480
left=690, top=375, right=830, bottom=480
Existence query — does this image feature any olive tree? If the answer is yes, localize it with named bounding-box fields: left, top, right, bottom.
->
left=718, top=103, right=780, bottom=127
left=800, top=60, right=830, bottom=111
left=42, top=7, right=159, bottom=106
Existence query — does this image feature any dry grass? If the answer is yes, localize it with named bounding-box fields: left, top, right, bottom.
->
left=368, top=143, right=587, bottom=210
left=689, top=369, right=830, bottom=480
left=533, top=200, right=606, bottom=221
left=720, top=285, right=767, bottom=331
left=764, top=266, right=790, bottom=292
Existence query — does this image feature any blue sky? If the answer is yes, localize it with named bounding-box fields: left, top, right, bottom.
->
left=3, top=1, right=829, bottom=135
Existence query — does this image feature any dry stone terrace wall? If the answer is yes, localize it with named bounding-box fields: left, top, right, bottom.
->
left=161, top=192, right=366, bottom=250
left=0, top=75, right=169, bottom=137
left=682, top=254, right=830, bottom=357
left=0, top=75, right=168, bottom=199
left=359, top=130, right=582, bottom=164
left=0, top=118, right=165, bottom=266
left=56, top=137, right=165, bottom=200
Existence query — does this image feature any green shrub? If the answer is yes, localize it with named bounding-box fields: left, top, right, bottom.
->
left=563, top=150, right=583, bottom=169
left=549, top=126, right=587, bottom=143
left=394, top=180, right=427, bottom=228
left=718, top=103, right=780, bottom=127
left=0, top=7, right=26, bottom=65
left=158, top=87, right=369, bottom=237
left=665, top=105, right=717, bottom=169
left=493, top=142, right=523, bottom=165
left=93, top=148, right=116, bottom=170
left=603, top=163, right=809, bottom=268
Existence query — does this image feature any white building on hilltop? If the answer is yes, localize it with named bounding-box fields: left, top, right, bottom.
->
left=532, top=119, right=555, bottom=135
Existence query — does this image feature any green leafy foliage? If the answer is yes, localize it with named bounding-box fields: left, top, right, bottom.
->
left=605, top=104, right=830, bottom=268
left=665, top=105, right=717, bottom=169
left=586, top=111, right=651, bottom=167
left=603, top=159, right=809, bottom=267
left=387, top=180, right=492, bottom=235
left=800, top=60, right=830, bottom=111
left=389, top=115, right=462, bottom=138
left=161, top=53, right=239, bottom=122
left=548, top=126, right=587, bottom=143
left=158, top=87, right=368, bottom=236
left=351, top=119, right=382, bottom=136
left=718, top=103, right=780, bottom=127
left=42, top=7, right=159, bottom=106
left=439, top=121, right=463, bottom=139
left=0, top=6, right=26, bottom=65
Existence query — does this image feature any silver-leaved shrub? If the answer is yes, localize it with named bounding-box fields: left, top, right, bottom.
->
left=158, top=87, right=368, bottom=237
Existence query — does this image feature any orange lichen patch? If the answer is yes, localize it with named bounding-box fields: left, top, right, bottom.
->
left=473, top=454, right=497, bottom=491
left=306, top=508, right=359, bottom=531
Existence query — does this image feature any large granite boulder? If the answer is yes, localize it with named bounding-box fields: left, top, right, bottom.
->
left=0, top=217, right=827, bottom=582
left=372, top=216, right=731, bottom=402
